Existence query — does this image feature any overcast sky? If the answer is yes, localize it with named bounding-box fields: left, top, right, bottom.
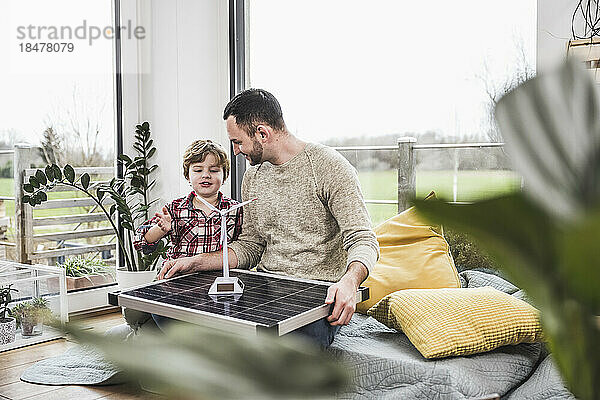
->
left=0, top=0, right=114, bottom=150
left=0, top=0, right=536, bottom=148
left=249, top=0, right=536, bottom=142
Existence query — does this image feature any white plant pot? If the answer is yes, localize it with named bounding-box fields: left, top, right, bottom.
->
left=116, top=269, right=157, bottom=290
left=0, top=317, right=16, bottom=345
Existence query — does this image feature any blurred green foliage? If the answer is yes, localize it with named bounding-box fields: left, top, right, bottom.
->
left=63, top=321, right=349, bottom=399
left=415, top=61, right=600, bottom=399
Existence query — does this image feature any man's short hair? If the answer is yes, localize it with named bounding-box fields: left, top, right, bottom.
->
left=223, top=88, right=286, bottom=136
left=182, top=140, right=230, bottom=181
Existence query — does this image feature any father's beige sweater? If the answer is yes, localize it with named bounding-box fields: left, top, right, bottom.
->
left=229, top=142, right=379, bottom=282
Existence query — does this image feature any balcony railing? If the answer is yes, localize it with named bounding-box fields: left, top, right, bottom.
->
left=333, top=137, right=508, bottom=212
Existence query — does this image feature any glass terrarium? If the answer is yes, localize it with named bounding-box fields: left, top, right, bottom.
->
left=0, top=260, right=68, bottom=352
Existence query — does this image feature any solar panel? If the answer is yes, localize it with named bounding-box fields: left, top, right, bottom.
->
left=109, top=269, right=369, bottom=336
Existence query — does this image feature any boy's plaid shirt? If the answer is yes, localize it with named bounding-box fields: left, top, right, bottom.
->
left=134, top=191, right=243, bottom=261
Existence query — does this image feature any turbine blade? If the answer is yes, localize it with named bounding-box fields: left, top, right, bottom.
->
left=221, top=198, right=258, bottom=214
left=196, top=195, right=220, bottom=213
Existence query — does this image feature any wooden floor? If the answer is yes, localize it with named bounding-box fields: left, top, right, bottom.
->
left=0, top=311, right=164, bottom=400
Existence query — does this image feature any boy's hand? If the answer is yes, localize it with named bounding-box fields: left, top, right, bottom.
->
left=155, top=206, right=172, bottom=233
left=158, top=256, right=198, bottom=280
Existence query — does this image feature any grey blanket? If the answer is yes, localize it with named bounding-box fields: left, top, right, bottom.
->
left=330, top=270, right=576, bottom=399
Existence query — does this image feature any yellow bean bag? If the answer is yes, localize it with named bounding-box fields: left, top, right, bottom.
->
left=356, top=192, right=460, bottom=313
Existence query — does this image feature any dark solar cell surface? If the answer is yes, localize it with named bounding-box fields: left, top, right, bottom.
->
left=121, top=270, right=330, bottom=327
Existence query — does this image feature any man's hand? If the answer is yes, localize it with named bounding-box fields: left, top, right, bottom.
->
left=325, top=261, right=368, bottom=326
left=157, top=256, right=199, bottom=280
left=155, top=206, right=172, bottom=233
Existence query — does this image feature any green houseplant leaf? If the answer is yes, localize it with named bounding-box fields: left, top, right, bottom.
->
left=28, top=175, right=39, bottom=189
left=81, top=173, right=90, bottom=190
left=117, top=154, right=132, bottom=166
left=495, top=59, right=600, bottom=222
left=0, top=284, right=18, bottom=320
left=557, top=210, right=600, bottom=310
left=96, top=189, right=105, bottom=202
left=51, top=164, right=62, bottom=180
left=44, top=165, right=55, bottom=182
left=35, top=170, right=47, bottom=186
left=414, top=194, right=558, bottom=308
left=63, top=164, right=75, bottom=184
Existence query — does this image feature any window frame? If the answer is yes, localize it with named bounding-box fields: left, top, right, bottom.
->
left=114, top=0, right=125, bottom=268
left=228, top=0, right=247, bottom=201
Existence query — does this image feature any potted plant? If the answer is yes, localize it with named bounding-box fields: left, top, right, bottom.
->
left=22, top=122, right=169, bottom=289
left=11, top=297, right=53, bottom=337
left=0, top=285, right=18, bottom=345
left=48, top=256, right=116, bottom=292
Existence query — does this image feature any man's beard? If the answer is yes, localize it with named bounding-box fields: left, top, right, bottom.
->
left=244, top=137, right=263, bottom=165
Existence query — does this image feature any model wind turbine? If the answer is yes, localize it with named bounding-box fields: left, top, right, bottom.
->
left=196, top=196, right=257, bottom=299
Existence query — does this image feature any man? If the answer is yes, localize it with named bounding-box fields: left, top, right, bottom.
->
left=158, top=89, right=379, bottom=347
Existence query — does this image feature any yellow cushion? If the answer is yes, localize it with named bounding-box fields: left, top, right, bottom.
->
left=367, top=287, right=544, bottom=359
left=356, top=192, right=460, bottom=313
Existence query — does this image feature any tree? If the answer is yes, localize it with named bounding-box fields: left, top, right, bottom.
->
left=44, top=85, right=113, bottom=167
left=0, top=129, right=19, bottom=149
left=39, top=127, right=64, bottom=166
left=477, top=37, right=535, bottom=143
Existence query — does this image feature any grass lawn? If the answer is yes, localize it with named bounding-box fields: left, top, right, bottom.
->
left=358, top=169, right=521, bottom=226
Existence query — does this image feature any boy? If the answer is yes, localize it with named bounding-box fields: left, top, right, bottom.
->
left=134, top=139, right=242, bottom=262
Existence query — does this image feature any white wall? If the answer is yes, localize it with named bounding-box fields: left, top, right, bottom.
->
left=119, top=0, right=230, bottom=208
left=537, top=0, right=578, bottom=73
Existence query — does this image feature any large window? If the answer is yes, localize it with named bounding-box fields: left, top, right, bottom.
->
left=247, top=0, right=536, bottom=224
left=0, top=0, right=117, bottom=286
left=2, top=0, right=116, bottom=162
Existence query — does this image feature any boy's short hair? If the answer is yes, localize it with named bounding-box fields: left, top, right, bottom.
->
left=182, top=140, right=230, bottom=181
